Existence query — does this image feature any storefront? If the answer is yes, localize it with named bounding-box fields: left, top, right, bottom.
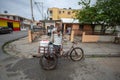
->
left=0, top=18, right=20, bottom=31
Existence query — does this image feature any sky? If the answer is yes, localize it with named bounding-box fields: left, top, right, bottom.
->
left=0, top=0, right=96, bottom=21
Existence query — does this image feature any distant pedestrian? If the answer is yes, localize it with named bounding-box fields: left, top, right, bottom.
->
left=47, top=25, right=54, bottom=36
left=67, top=27, right=71, bottom=35
left=47, top=26, right=50, bottom=36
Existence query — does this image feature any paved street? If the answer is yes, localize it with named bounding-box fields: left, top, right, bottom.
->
left=0, top=31, right=27, bottom=60
left=0, top=31, right=27, bottom=80
left=0, top=57, right=120, bottom=80
left=0, top=32, right=120, bottom=80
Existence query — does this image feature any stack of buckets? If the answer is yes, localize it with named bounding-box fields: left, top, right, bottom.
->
left=39, top=40, right=50, bottom=53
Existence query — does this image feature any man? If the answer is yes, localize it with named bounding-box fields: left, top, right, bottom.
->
left=50, top=23, right=63, bottom=54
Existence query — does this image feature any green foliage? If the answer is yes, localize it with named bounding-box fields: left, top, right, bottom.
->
left=75, top=0, right=120, bottom=26
left=78, top=0, right=91, bottom=9
left=96, top=0, right=120, bottom=25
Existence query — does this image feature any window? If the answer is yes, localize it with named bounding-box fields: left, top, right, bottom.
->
left=50, top=10, right=53, bottom=16
left=79, top=24, right=84, bottom=30
left=68, top=11, right=71, bottom=15
left=59, top=11, right=61, bottom=14
left=20, top=18, right=23, bottom=22
left=50, top=10, right=52, bottom=14
left=50, top=18, right=52, bottom=20
left=7, top=16, right=9, bottom=19
left=13, top=16, right=16, bottom=20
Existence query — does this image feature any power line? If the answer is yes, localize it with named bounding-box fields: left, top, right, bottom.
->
left=34, top=0, right=44, bottom=20
left=34, top=2, right=42, bottom=15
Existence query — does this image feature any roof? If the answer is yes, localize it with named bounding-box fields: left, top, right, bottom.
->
left=40, top=20, right=61, bottom=23
left=0, top=17, right=20, bottom=22
left=48, top=7, right=79, bottom=10
left=0, top=13, right=31, bottom=21
left=60, top=18, right=79, bottom=24
left=0, top=13, right=17, bottom=16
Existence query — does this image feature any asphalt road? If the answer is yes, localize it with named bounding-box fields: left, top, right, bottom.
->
left=0, top=57, right=120, bottom=80
left=0, top=31, right=120, bottom=80
left=0, top=31, right=28, bottom=60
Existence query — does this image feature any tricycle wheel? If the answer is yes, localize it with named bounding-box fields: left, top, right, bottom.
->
left=39, top=54, right=58, bottom=70
left=70, top=47, right=84, bottom=61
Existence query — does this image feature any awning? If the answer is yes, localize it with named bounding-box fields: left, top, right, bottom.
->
left=60, top=18, right=79, bottom=24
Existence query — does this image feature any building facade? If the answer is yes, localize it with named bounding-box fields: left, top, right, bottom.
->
left=0, top=17, right=20, bottom=31
left=0, top=13, right=31, bottom=31
left=47, top=7, right=76, bottom=20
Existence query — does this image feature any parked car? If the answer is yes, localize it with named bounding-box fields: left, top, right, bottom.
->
left=0, top=27, right=13, bottom=34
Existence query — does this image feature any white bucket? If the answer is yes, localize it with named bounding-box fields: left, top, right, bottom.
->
left=39, top=40, right=49, bottom=53
left=39, top=40, right=49, bottom=46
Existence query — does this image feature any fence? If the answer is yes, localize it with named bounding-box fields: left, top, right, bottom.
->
left=28, top=29, right=46, bottom=43
left=82, top=32, right=115, bottom=42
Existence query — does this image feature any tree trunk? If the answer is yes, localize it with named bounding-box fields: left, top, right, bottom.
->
left=91, top=24, right=95, bottom=35
left=101, top=24, right=106, bottom=35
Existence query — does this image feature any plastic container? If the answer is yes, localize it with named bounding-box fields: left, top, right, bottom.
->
left=39, top=40, right=49, bottom=46
left=48, top=44, right=54, bottom=54
left=39, top=40, right=49, bottom=53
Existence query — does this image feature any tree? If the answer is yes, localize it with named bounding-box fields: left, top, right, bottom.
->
left=96, top=0, right=120, bottom=26
left=78, top=0, right=91, bottom=9
left=95, top=0, right=120, bottom=34
left=75, top=0, right=120, bottom=34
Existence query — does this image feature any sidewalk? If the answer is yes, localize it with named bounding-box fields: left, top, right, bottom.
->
left=4, top=35, right=120, bottom=58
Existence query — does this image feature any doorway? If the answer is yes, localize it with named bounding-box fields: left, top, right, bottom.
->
left=7, top=22, right=13, bottom=30
left=66, top=24, right=72, bottom=35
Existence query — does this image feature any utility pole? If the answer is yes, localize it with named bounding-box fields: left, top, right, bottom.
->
left=30, top=0, right=34, bottom=30
left=30, top=0, right=34, bottom=21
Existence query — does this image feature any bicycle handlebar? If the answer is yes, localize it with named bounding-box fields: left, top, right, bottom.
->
left=72, top=41, right=78, bottom=44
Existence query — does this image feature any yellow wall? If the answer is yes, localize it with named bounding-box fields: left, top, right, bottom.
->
left=13, top=22, right=20, bottom=28
left=0, top=19, right=20, bottom=29
left=53, top=8, right=59, bottom=20
left=0, top=20, right=7, bottom=27
left=58, top=9, right=75, bottom=19
left=49, top=8, right=59, bottom=20
left=48, top=8, right=76, bottom=20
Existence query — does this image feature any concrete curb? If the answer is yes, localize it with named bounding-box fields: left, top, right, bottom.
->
left=2, top=35, right=28, bottom=55
left=2, top=35, right=120, bottom=58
